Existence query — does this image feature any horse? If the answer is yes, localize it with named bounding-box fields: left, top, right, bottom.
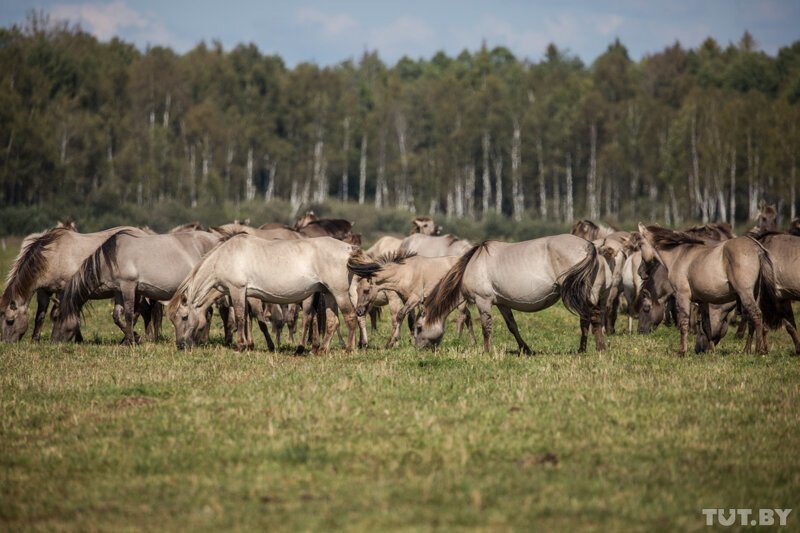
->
left=410, top=216, right=442, bottom=236
left=398, top=234, right=472, bottom=258
left=1, top=225, right=149, bottom=342
left=294, top=210, right=355, bottom=241
left=571, top=219, right=616, bottom=241
left=170, top=221, right=206, bottom=233
left=789, top=218, right=800, bottom=236
left=711, top=231, right=800, bottom=355
left=167, top=235, right=359, bottom=353
left=636, top=224, right=779, bottom=355
left=416, top=235, right=606, bottom=355
left=51, top=230, right=221, bottom=344
left=347, top=250, right=477, bottom=348
left=595, top=231, right=630, bottom=334
left=633, top=223, right=737, bottom=337
left=751, top=202, right=778, bottom=234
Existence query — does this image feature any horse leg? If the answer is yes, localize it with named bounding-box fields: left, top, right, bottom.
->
left=357, top=314, right=368, bottom=349
left=780, top=301, right=800, bottom=355
left=497, top=304, right=532, bottom=356
left=296, top=296, right=315, bottom=355
left=31, top=289, right=50, bottom=342
left=251, top=300, right=274, bottom=352
left=230, top=287, right=248, bottom=352
left=675, top=293, right=691, bottom=356
left=120, top=282, right=138, bottom=346
left=387, top=299, right=417, bottom=349
left=332, top=292, right=358, bottom=353
left=474, top=297, right=493, bottom=354
left=696, top=302, right=714, bottom=354
left=736, top=291, right=765, bottom=354
left=318, top=293, right=341, bottom=354
left=369, top=307, right=379, bottom=332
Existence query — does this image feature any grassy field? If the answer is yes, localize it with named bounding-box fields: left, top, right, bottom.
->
left=1, top=239, right=799, bottom=531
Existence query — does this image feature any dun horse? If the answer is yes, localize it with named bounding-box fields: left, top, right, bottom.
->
left=1, top=225, right=148, bottom=342
left=168, top=234, right=359, bottom=353
left=416, top=235, right=606, bottom=354
left=52, top=230, right=220, bottom=344
left=637, top=224, right=779, bottom=355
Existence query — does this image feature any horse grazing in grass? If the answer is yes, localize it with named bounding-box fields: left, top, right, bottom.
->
left=416, top=235, right=606, bottom=355
left=347, top=250, right=476, bottom=348
left=51, top=230, right=221, bottom=344
left=1, top=225, right=149, bottom=342
left=168, top=235, right=359, bottom=353
left=637, top=224, right=780, bottom=355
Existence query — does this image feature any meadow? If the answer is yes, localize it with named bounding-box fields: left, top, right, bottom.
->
left=1, top=238, right=799, bottom=531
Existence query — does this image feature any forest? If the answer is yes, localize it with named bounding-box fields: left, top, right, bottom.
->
left=1, top=12, right=799, bottom=234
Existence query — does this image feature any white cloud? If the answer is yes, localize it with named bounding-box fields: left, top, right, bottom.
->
left=296, top=7, right=358, bottom=37
left=367, top=16, right=436, bottom=58
left=595, top=14, right=624, bottom=37
left=50, top=1, right=186, bottom=50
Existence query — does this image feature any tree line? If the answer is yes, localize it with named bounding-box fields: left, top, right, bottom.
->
left=1, top=12, right=799, bottom=229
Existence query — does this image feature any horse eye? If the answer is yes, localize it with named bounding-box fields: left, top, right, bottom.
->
left=182, top=316, right=188, bottom=321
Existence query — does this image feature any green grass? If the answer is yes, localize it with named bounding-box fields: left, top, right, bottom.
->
left=1, top=242, right=800, bottom=531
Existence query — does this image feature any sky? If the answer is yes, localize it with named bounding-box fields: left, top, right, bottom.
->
left=1, top=0, right=799, bottom=66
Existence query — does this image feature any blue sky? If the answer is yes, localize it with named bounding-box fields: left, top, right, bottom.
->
left=2, top=0, right=799, bottom=65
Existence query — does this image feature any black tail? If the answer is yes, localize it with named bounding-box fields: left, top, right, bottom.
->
left=59, top=230, right=132, bottom=318
left=424, top=243, right=487, bottom=324
left=559, top=242, right=601, bottom=322
left=756, top=246, right=782, bottom=330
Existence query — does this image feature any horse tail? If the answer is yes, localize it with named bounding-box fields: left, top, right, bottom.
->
left=755, top=244, right=782, bottom=330
left=60, top=229, right=131, bottom=318
left=423, top=243, right=486, bottom=324
left=347, top=249, right=382, bottom=279
left=559, top=241, right=601, bottom=323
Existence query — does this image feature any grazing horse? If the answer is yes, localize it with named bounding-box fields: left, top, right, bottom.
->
left=1, top=225, right=148, bottom=342
left=595, top=231, right=630, bottom=334
left=637, top=224, right=779, bottom=355
left=398, top=234, right=472, bottom=258
left=571, top=219, right=616, bottom=241
left=347, top=250, right=477, bottom=348
left=416, top=235, right=606, bottom=354
left=52, top=230, right=221, bottom=344
left=167, top=235, right=359, bottom=353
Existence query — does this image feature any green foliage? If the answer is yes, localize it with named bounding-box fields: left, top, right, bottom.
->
left=0, top=14, right=798, bottom=229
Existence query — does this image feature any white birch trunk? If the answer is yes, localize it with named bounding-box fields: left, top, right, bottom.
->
left=511, top=119, right=523, bottom=222
left=245, top=147, right=255, bottom=202
left=264, top=158, right=276, bottom=203
left=493, top=152, right=503, bottom=215
left=690, top=114, right=705, bottom=221
left=359, top=133, right=367, bottom=205
left=189, top=144, right=197, bottom=208
left=395, top=114, right=409, bottom=209
left=553, top=168, right=561, bottom=221
left=341, top=116, right=350, bottom=201
left=588, top=122, right=598, bottom=220
left=537, top=137, right=547, bottom=219
left=313, top=136, right=326, bottom=203
left=163, top=93, right=171, bottom=128
left=375, top=131, right=386, bottom=208
left=464, top=164, right=475, bottom=217
left=565, top=152, right=574, bottom=223
left=482, top=130, right=491, bottom=216
left=729, top=148, right=736, bottom=225
left=747, top=131, right=759, bottom=220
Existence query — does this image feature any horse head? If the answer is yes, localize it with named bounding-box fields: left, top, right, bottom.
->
left=169, top=293, right=206, bottom=349
left=1, top=296, right=30, bottom=342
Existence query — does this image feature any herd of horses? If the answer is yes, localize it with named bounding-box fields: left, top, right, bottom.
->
left=1, top=204, right=799, bottom=357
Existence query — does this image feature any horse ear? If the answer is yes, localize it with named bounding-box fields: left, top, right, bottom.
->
left=637, top=223, right=649, bottom=236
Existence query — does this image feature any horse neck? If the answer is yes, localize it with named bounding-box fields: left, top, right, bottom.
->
left=373, top=265, right=410, bottom=300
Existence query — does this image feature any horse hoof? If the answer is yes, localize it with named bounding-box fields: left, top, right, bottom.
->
left=294, top=345, right=306, bottom=356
